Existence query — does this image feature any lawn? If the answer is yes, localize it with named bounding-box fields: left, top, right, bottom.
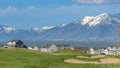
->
left=0, top=48, right=120, bottom=68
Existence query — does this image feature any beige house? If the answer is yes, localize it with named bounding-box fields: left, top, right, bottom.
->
left=40, top=44, right=58, bottom=52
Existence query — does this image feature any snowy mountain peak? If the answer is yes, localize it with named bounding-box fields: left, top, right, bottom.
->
left=2, top=27, right=15, bottom=33
left=41, top=26, right=54, bottom=30
left=59, top=24, right=67, bottom=27
left=32, top=27, right=41, bottom=32
left=74, top=13, right=116, bottom=27
left=98, top=13, right=110, bottom=17
left=95, top=13, right=111, bottom=21
left=81, top=16, right=94, bottom=25
left=0, top=25, right=15, bottom=33
left=32, top=26, right=54, bottom=32
left=89, top=13, right=112, bottom=26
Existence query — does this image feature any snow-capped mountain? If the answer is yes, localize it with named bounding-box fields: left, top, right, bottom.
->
left=0, top=25, right=15, bottom=33
left=0, top=13, right=120, bottom=41
left=34, top=13, right=120, bottom=40
left=32, top=26, right=54, bottom=32
left=75, top=13, right=120, bottom=27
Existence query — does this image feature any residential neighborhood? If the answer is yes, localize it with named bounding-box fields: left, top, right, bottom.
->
left=90, top=46, right=120, bottom=55
left=27, top=44, right=120, bottom=55
left=28, top=44, right=74, bottom=52
left=1, top=40, right=120, bottom=56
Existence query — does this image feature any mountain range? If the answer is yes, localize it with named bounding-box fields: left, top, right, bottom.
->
left=0, top=13, right=120, bottom=41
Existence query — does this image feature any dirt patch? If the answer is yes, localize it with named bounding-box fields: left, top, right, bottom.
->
left=52, top=53, right=69, bottom=55
left=64, top=59, right=98, bottom=64
left=64, top=58, right=120, bottom=64
left=90, top=55, right=105, bottom=58
left=100, top=58, right=120, bottom=64
left=76, top=56, right=89, bottom=58
left=76, top=55, right=105, bottom=59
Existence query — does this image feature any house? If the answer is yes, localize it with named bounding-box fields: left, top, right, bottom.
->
left=28, top=45, right=58, bottom=52
left=90, top=48, right=95, bottom=54
left=27, top=44, right=74, bottom=52
left=107, top=46, right=120, bottom=55
left=89, top=47, right=109, bottom=55
left=103, top=48, right=109, bottom=55
left=40, top=44, right=58, bottom=52
left=98, top=48, right=109, bottom=55
left=40, top=44, right=73, bottom=52
left=28, top=46, right=40, bottom=51
left=4, top=40, right=27, bottom=48
left=89, top=46, right=120, bottom=55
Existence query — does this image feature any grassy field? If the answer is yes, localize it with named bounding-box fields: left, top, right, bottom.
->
left=0, top=49, right=120, bottom=68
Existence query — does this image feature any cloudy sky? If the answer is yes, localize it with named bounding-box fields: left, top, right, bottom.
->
left=0, top=0, right=120, bottom=29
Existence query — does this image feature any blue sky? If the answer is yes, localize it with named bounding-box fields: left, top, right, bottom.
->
left=0, top=0, right=120, bottom=29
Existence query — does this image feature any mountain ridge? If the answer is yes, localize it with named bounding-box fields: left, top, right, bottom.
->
left=0, top=13, right=120, bottom=41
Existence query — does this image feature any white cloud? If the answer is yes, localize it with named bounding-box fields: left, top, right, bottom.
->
left=0, top=5, right=39, bottom=17
left=26, top=6, right=37, bottom=11
left=0, top=5, right=120, bottom=19
left=73, top=0, right=105, bottom=3
left=0, top=6, right=17, bottom=16
left=73, top=0, right=120, bottom=4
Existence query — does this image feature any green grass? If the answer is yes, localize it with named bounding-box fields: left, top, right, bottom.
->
left=0, top=48, right=120, bottom=68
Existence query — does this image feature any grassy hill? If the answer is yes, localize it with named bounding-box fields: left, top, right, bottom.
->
left=0, top=48, right=120, bottom=68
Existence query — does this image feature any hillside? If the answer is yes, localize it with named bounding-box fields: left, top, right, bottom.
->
left=0, top=49, right=120, bottom=68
